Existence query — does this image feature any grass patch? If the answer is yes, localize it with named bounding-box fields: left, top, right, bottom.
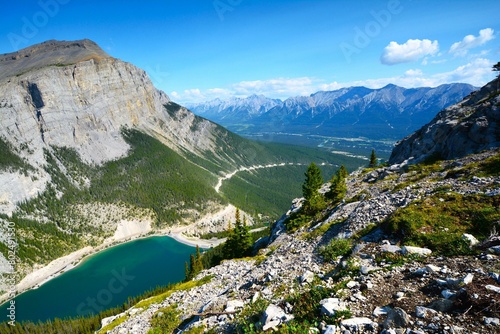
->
left=318, top=238, right=353, bottom=263
left=375, top=252, right=422, bottom=269
left=283, top=212, right=313, bottom=232
left=304, top=220, right=340, bottom=241
left=97, top=314, right=127, bottom=334
left=285, top=286, right=351, bottom=326
left=148, top=305, right=181, bottom=334
left=478, top=152, right=500, bottom=176
left=234, top=297, right=269, bottom=333
left=351, top=223, right=378, bottom=239
left=382, top=193, right=500, bottom=256
left=135, top=275, right=213, bottom=309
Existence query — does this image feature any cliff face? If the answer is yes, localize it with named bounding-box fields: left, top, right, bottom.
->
left=389, top=77, right=500, bottom=165
left=0, top=40, right=221, bottom=213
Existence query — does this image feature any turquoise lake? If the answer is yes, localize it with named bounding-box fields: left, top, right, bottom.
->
left=0, top=236, right=195, bottom=323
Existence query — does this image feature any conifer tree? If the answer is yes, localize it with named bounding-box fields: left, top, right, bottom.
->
left=184, top=261, right=190, bottom=281
left=185, top=245, right=204, bottom=281
left=302, top=162, right=325, bottom=214
left=494, top=61, right=500, bottom=91
left=194, top=245, right=203, bottom=273
left=493, top=61, right=500, bottom=76
left=239, top=216, right=253, bottom=256
left=326, top=165, right=347, bottom=205
left=369, top=149, right=377, bottom=167
left=223, top=208, right=252, bottom=258
left=235, top=207, right=241, bottom=225
left=187, top=254, right=196, bottom=280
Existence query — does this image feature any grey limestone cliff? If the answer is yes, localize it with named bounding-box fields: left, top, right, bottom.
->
left=0, top=39, right=221, bottom=213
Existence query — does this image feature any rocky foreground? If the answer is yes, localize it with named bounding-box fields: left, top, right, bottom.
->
left=106, top=149, right=500, bottom=334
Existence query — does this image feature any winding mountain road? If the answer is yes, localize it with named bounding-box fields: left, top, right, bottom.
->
left=215, top=162, right=306, bottom=193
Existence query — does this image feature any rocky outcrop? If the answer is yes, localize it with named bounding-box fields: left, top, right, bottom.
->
left=389, top=77, right=500, bottom=165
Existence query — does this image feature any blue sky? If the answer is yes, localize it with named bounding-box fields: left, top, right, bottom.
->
left=1, top=0, right=499, bottom=104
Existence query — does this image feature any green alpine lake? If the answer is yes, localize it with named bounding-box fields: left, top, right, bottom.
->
left=1, top=236, right=195, bottom=323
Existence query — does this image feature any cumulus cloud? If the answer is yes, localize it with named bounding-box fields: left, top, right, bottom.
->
left=173, top=77, right=319, bottom=103
left=326, top=58, right=494, bottom=89
left=404, top=69, right=423, bottom=76
left=449, top=28, right=495, bottom=56
left=432, top=58, right=494, bottom=85
left=172, top=59, right=495, bottom=104
left=381, top=39, right=439, bottom=65
left=232, top=77, right=315, bottom=96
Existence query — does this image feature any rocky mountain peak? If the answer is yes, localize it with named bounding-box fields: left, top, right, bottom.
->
left=389, top=77, right=500, bottom=165
left=0, top=39, right=110, bottom=81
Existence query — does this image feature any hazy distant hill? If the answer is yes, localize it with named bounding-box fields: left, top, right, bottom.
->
left=188, top=83, right=476, bottom=140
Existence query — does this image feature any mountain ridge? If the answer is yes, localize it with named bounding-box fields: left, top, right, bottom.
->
left=188, top=83, right=477, bottom=140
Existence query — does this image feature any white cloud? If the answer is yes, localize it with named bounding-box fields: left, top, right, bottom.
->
left=404, top=69, right=423, bottom=76
left=329, top=58, right=494, bottom=89
left=174, top=77, right=320, bottom=103
left=171, top=59, right=496, bottom=104
left=449, top=28, right=495, bottom=56
left=381, top=39, right=439, bottom=65
left=432, top=58, right=494, bottom=86
left=232, top=77, right=315, bottom=96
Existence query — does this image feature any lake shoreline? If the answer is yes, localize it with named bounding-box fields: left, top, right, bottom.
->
left=0, top=224, right=224, bottom=307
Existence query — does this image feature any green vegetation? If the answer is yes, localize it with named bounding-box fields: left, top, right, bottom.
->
left=220, top=141, right=363, bottom=218
left=0, top=136, right=32, bottom=173
left=185, top=245, right=204, bottom=281
left=302, top=162, right=325, bottom=215
left=234, top=297, right=269, bottom=333
left=223, top=209, right=253, bottom=259
left=134, top=275, right=213, bottom=309
left=97, top=315, right=127, bottom=334
left=283, top=211, right=312, bottom=233
left=83, top=128, right=223, bottom=225
left=369, top=149, right=377, bottom=167
left=303, top=220, right=338, bottom=241
left=476, top=152, right=500, bottom=176
left=148, top=305, right=181, bottom=334
left=2, top=213, right=83, bottom=267
left=287, top=286, right=331, bottom=322
left=447, top=151, right=500, bottom=179
left=326, top=165, right=347, bottom=205
left=286, top=286, right=351, bottom=326
left=375, top=252, right=422, bottom=269
left=186, top=209, right=261, bottom=280
left=284, top=164, right=348, bottom=233
left=220, top=165, right=311, bottom=218
left=318, top=238, right=353, bottom=262
left=382, top=193, right=500, bottom=256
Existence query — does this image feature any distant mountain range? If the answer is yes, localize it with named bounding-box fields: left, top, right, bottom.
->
left=187, top=84, right=477, bottom=140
